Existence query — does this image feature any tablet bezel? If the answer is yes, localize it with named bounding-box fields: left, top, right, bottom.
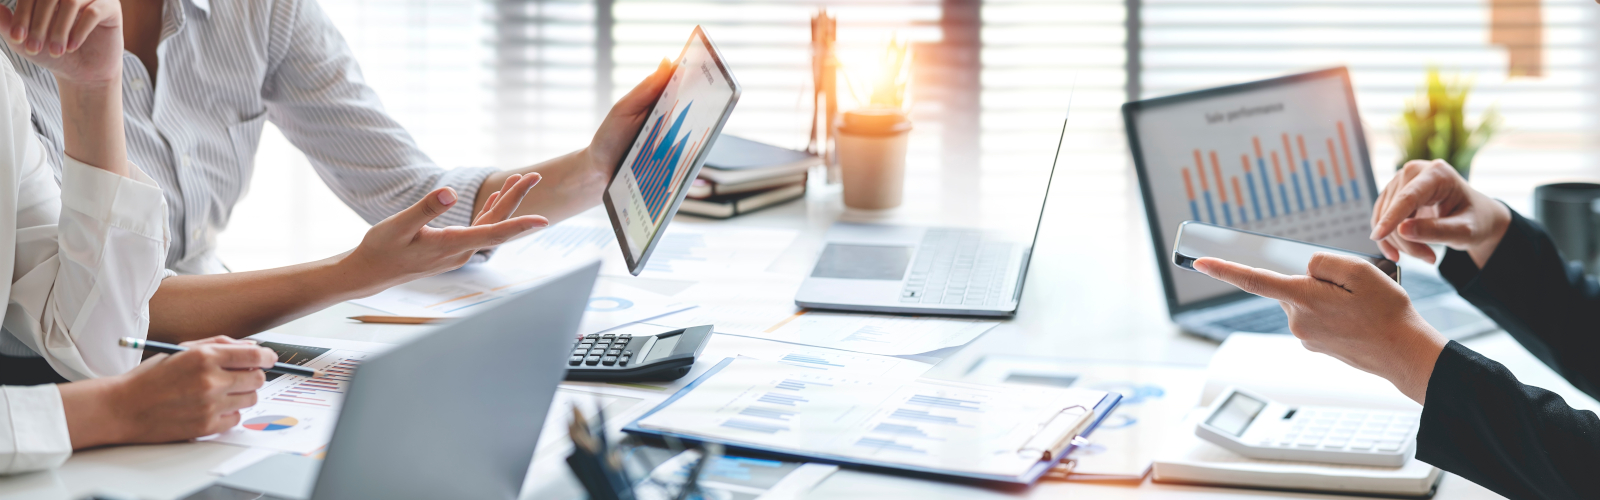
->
left=602, top=25, right=742, bottom=276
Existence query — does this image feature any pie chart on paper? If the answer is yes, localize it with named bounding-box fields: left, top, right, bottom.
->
left=243, top=415, right=299, bottom=431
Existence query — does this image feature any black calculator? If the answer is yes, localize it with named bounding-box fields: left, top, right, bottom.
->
left=564, top=325, right=713, bottom=382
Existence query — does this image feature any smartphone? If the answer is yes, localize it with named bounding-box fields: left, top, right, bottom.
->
left=1172, top=221, right=1400, bottom=283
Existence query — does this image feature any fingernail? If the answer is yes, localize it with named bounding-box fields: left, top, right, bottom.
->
left=25, top=38, right=39, bottom=54
left=48, top=42, right=61, bottom=56
left=437, top=189, right=457, bottom=206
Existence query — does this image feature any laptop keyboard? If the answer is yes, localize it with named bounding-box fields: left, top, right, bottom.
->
left=1210, top=307, right=1291, bottom=334
left=900, top=229, right=1013, bottom=307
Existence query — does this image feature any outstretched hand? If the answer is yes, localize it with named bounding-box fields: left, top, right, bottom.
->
left=344, top=174, right=549, bottom=292
left=0, top=0, right=123, bottom=83
left=1192, top=253, right=1447, bottom=404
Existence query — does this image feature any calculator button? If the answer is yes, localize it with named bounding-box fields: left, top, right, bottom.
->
left=1375, top=441, right=1403, bottom=452
left=1349, top=440, right=1375, bottom=450
left=602, top=356, right=618, bottom=366
left=585, top=355, right=602, bottom=366
left=568, top=355, right=583, bottom=366
left=618, top=356, right=630, bottom=367
left=618, top=334, right=632, bottom=340
left=572, top=349, right=589, bottom=357
left=605, top=349, right=621, bottom=356
left=585, top=334, right=599, bottom=340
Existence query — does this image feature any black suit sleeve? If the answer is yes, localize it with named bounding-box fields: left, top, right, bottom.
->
left=1438, top=209, right=1600, bottom=398
left=1417, top=343, right=1600, bottom=500
left=1415, top=209, right=1600, bottom=499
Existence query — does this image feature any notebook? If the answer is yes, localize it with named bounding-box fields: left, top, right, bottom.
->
left=624, top=358, right=1121, bottom=485
left=1151, top=334, right=1440, bottom=497
left=698, top=136, right=822, bottom=185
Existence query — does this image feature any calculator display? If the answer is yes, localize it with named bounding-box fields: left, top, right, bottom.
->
left=1207, top=391, right=1266, bottom=436
left=644, top=335, right=680, bottom=363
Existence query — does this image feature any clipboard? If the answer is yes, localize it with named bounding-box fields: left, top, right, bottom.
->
left=623, top=358, right=1123, bottom=486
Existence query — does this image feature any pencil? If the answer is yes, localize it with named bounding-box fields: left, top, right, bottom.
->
left=347, top=315, right=444, bottom=325
left=118, top=337, right=324, bottom=378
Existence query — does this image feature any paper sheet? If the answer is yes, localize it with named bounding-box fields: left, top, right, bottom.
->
left=351, top=271, right=693, bottom=336
left=200, top=333, right=394, bottom=454
left=636, top=358, right=1107, bottom=478
left=602, top=222, right=799, bottom=280
left=560, top=328, right=935, bottom=404
left=647, top=305, right=997, bottom=356
left=634, top=449, right=838, bottom=500
left=964, top=357, right=1206, bottom=480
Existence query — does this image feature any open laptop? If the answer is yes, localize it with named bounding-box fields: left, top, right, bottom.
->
left=185, top=261, right=599, bottom=500
left=792, top=116, right=1070, bottom=317
left=1123, top=67, right=1496, bottom=341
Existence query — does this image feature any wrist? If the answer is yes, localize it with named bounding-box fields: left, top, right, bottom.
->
left=1393, top=318, right=1449, bottom=405
left=59, top=376, right=130, bottom=449
left=53, top=73, right=122, bottom=93
left=1465, top=200, right=1512, bottom=268
left=330, top=251, right=404, bottom=299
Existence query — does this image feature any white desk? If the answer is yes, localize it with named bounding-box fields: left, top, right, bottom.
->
left=0, top=165, right=1573, bottom=500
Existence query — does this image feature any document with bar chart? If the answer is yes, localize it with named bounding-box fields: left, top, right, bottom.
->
left=605, top=29, right=739, bottom=270
left=631, top=358, right=1111, bottom=481
left=201, top=334, right=392, bottom=453
left=1131, top=72, right=1381, bottom=304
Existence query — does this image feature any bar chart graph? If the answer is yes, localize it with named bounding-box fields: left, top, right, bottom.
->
left=1176, top=121, right=1371, bottom=244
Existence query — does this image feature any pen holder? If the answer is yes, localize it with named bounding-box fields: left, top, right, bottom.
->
left=836, top=109, right=912, bottom=209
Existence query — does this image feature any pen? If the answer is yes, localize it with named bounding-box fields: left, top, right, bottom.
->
left=347, top=315, right=444, bottom=325
left=118, top=337, right=323, bottom=378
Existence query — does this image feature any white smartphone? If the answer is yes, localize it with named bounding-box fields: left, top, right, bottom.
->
left=1172, top=221, right=1400, bottom=283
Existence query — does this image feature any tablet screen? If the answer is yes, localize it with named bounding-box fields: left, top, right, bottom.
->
left=603, top=27, right=740, bottom=274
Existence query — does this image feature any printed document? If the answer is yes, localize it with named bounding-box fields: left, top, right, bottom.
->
left=201, top=333, right=394, bottom=454
left=636, top=358, right=1106, bottom=477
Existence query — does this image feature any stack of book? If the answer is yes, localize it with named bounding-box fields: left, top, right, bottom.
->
left=679, top=135, right=820, bottom=219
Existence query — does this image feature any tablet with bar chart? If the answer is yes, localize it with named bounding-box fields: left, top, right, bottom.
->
left=604, top=26, right=741, bottom=275
left=1125, top=67, right=1379, bottom=306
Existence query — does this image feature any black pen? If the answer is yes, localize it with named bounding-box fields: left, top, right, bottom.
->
left=119, top=337, right=324, bottom=378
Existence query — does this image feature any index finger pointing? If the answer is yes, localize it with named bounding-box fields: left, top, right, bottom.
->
left=1192, top=257, right=1302, bottom=304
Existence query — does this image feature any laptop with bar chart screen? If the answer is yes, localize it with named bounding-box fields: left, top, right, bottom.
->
left=1124, top=67, right=1495, bottom=341
left=604, top=26, right=741, bottom=275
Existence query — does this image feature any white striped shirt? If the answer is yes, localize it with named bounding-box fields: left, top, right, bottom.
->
left=2, top=0, right=494, bottom=274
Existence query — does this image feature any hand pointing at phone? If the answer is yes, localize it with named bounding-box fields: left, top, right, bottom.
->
left=1193, top=253, right=1447, bottom=404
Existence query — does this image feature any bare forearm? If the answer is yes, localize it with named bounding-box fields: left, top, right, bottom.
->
left=474, top=148, right=608, bottom=225
left=55, top=77, right=128, bottom=176
left=148, top=255, right=381, bottom=342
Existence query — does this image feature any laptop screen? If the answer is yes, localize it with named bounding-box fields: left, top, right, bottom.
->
left=1125, top=68, right=1380, bottom=311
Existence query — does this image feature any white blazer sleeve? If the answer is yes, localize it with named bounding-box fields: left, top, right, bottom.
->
left=0, top=54, right=169, bottom=381
left=0, top=384, right=70, bottom=474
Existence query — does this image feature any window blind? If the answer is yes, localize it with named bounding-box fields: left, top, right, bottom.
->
left=1140, top=0, right=1600, bottom=206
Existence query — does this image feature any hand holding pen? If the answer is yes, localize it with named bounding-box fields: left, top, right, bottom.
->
left=120, top=336, right=322, bottom=378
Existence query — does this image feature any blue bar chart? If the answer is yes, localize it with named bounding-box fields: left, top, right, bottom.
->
left=1174, top=121, right=1372, bottom=244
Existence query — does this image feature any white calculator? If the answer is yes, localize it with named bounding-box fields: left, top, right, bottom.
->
left=1196, top=387, right=1419, bottom=467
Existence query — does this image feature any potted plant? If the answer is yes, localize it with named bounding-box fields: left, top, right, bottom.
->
left=1396, top=68, right=1501, bottom=178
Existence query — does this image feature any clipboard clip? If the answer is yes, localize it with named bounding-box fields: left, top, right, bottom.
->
left=1015, top=405, right=1091, bottom=462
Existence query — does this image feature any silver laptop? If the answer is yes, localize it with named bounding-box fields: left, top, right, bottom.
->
left=792, top=116, right=1069, bottom=317
left=1123, top=67, right=1496, bottom=341
left=186, top=261, right=599, bottom=500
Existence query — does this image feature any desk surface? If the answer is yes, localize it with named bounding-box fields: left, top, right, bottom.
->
left=1, top=157, right=1569, bottom=499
